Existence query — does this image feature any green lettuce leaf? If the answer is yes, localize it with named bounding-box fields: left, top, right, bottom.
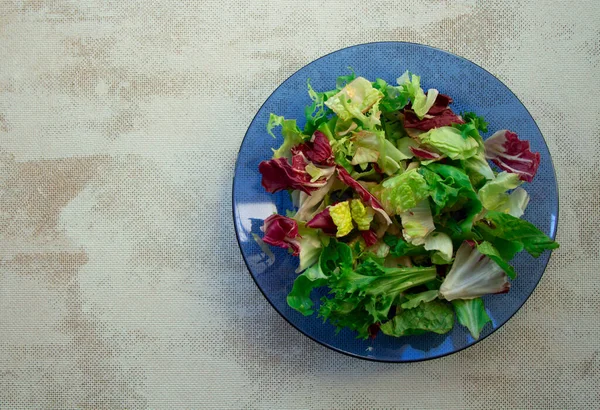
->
left=382, top=112, right=409, bottom=142
left=478, top=211, right=559, bottom=258
left=324, top=77, right=383, bottom=126
left=476, top=240, right=517, bottom=279
left=351, top=130, right=409, bottom=174
left=267, top=114, right=307, bottom=159
left=413, top=88, right=439, bottom=119
left=422, top=163, right=483, bottom=234
left=287, top=262, right=327, bottom=315
left=506, top=187, right=530, bottom=218
left=396, top=71, right=439, bottom=119
left=419, top=166, right=460, bottom=216
left=452, top=298, right=491, bottom=340
left=400, top=200, right=435, bottom=246
left=478, top=172, right=522, bottom=212
left=296, top=225, right=323, bottom=273
left=462, top=154, right=495, bottom=182
left=454, top=122, right=494, bottom=184
left=383, top=234, right=426, bottom=257
left=373, top=78, right=409, bottom=113
left=472, top=225, right=524, bottom=261
left=351, top=146, right=379, bottom=166
left=331, top=263, right=437, bottom=299
left=400, top=290, right=439, bottom=310
left=424, top=231, right=453, bottom=264
left=319, top=238, right=353, bottom=275
left=419, top=126, right=479, bottom=160
left=380, top=300, right=454, bottom=337
left=379, top=168, right=430, bottom=214
left=396, top=137, right=419, bottom=158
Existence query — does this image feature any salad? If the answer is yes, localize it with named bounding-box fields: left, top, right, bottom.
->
left=257, top=71, right=558, bottom=340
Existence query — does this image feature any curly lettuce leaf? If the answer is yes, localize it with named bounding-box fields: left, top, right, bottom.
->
left=303, top=80, right=337, bottom=134
left=382, top=112, right=409, bottom=142
left=452, top=297, right=491, bottom=340
left=317, top=257, right=436, bottom=339
left=383, top=234, right=426, bottom=257
left=419, top=166, right=460, bottom=216
left=318, top=294, right=373, bottom=339
left=267, top=114, right=307, bottom=159
left=462, top=112, right=489, bottom=133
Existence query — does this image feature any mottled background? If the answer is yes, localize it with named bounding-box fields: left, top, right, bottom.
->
left=0, top=0, right=598, bottom=409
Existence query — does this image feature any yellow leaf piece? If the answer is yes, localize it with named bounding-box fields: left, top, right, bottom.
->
left=350, top=199, right=375, bottom=231
left=329, top=201, right=354, bottom=237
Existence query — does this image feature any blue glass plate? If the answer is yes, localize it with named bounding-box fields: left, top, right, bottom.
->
left=233, top=42, right=558, bottom=362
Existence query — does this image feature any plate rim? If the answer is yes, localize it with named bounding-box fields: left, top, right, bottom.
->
left=232, top=41, right=560, bottom=363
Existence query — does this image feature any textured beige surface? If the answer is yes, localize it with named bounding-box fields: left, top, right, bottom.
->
left=0, top=0, right=599, bottom=408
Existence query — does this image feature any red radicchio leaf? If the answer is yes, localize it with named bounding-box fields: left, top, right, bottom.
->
left=308, top=131, right=334, bottom=165
left=484, top=130, right=541, bottom=183
left=410, top=146, right=443, bottom=160
left=361, top=229, right=378, bottom=247
left=291, top=131, right=334, bottom=166
left=259, top=157, right=319, bottom=194
left=306, top=207, right=337, bottom=235
left=464, top=239, right=478, bottom=248
left=261, top=214, right=301, bottom=256
left=428, top=93, right=453, bottom=115
left=403, top=108, right=464, bottom=131
left=336, top=167, right=392, bottom=226
left=372, top=163, right=384, bottom=174
left=368, top=322, right=380, bottom=339
left=403, top=93, right=462, bottom=131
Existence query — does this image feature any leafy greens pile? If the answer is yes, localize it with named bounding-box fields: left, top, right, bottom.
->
left=257, top=71, right=558, bottom=340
